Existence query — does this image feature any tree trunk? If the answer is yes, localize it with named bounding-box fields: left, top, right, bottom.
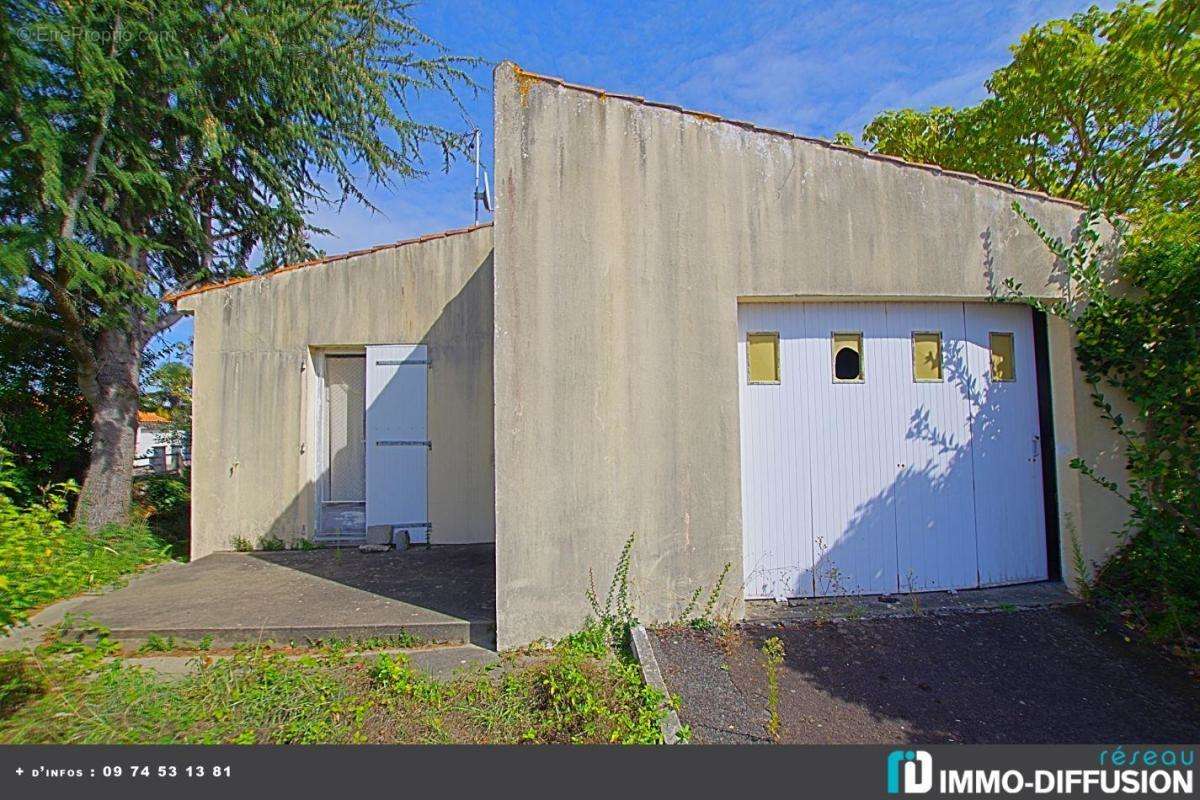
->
left=74, top=328, right=141, bottom=530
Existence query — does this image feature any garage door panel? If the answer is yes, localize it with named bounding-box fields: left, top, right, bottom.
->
left=739, top=301, right=1048, bottom=601
left=964, top=305, right=1048, bottom=585
left=803, top=303, right=899, bottom=596
left=738, top=303, right=815, bottom=598
left=887, top=303, right=979, bottom=591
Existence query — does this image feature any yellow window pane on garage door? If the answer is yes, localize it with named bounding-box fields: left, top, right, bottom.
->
left=990, top=332, right=1016, bottom=381
left=747, top=332, right=780, bottom=383
left=912, top=332, right=943, bottom=381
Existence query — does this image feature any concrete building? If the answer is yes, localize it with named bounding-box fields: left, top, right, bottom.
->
left=172, top=63, right=1127, bottom=650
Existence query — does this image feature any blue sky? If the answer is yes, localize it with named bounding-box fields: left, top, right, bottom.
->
left=160, top=0, right=1108, bottom=352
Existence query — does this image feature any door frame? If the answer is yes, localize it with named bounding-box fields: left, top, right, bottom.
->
left=309, top=347, right=367, bottom=541
left=1032, top=310, right=1063, bottom=582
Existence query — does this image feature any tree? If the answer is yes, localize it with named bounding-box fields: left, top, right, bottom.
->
left=141, top=352, right=192, bottom=447
left=0, top=309, right=90, bottom=503
left=861, top=1, right=1199, bottom=215
left=0, top=1, right=477, bottom=529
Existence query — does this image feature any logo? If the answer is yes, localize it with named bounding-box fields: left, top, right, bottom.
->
left=887, top=750, right=933, bottom=794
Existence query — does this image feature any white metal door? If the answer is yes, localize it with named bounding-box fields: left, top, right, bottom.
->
left=738, top=303, right=815, bottom=599
left=738, top=301, right=1047, bottom=599
left=887, top=303, right=979, bottom=591
left=802, top=303, right=902, bottom=595
left=964, top=305, right=1048, bottom=585
left=365, top=344, right=430, bottom=542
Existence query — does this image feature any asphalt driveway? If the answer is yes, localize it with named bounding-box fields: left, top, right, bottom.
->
left=650, top=606, right=1200, bottom=744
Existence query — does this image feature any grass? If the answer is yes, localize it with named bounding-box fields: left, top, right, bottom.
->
left=0, top=624, right=676, bottom=744
left=0, top=484, right=173, bottom=632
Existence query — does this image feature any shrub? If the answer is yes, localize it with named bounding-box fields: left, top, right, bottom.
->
left=133, top=470, right=190, bottom=558
left=0, top=472, right=171, bottom=632
left=1010, top=206, right=1200, bottom=655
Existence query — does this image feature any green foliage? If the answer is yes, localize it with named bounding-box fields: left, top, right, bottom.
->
left=140, top=353, right=192, bottom=452
left=0, top=461, right=170, bottom=631
left=0, top=652, right=43, bottom=716
left=231, top=536, right=253, bottom=553
left=862, top=1, right=1199, bottom=215
left=1007, top=205, right=1200, bottom=653
left=0, top=312, right=89, bottom=504
left=257, top=535, right=286, bottom=552
left=585, top=532, right=639, bottom=649
left=132, top=470, right=189, bottom=556
left=677, top=561, right=733, bottom=631
left=1, top=632, right=670, bottom=744
left=0, top=0, right=479, bottom=525
left=761, top=636, right=785, bottom=741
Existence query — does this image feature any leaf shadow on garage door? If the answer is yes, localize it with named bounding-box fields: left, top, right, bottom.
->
left=808, top=333, right=1024, bottom=599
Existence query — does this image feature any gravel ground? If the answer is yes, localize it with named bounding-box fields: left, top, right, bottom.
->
left=650, top=606, right=1200, bottom=744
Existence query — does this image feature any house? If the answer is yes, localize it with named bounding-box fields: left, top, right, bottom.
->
left=169, top=63, right=1127, bottom=650
left=134, top=410, right=188, bottom=475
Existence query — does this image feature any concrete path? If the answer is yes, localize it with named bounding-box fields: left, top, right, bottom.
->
left=119, top=643, right=500, bottom=681
left=651, top=603, right=1200, bottom=744
left=45, top=546, right=496, bottom=651
left=0, top=561, right=187, bottom=653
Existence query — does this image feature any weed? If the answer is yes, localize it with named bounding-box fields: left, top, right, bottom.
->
left=258, top=536, right=286, bottom=552
left=319, top=633, right=422, bottom=652
left=905, top=570, right=923, bottom=616
left=1066, top=516, right=1093, bottom=602
left=761, top=636, right=785, bottom=741
left=0, top=628, right=669, bottom=744
left=231, top=536, right=253, bottom=553
left=585, top=533, right=638, bottom=649
left=677, top=561, right=733, bottom=631
left=138, top=634, right=176, bottom=653
left=0, top=653, right=43, bottom=717
left=290, top=539, right=318, bottom=551
left=813, top=536, right=854, bottom=623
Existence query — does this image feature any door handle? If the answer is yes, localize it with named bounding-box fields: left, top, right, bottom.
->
left=1031, top=434, right=1040, bottom=461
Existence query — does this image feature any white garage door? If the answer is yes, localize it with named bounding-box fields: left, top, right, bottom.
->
left=738, top=301, right=1048, bottom=600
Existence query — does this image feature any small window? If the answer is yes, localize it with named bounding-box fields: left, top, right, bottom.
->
left=832, top=332, right=863, bottom=382
left=912, top=332, right=943, bottom=381
left=990, top=332, right=1016, bottom=381
left=747, top=332, right=780, bottom=383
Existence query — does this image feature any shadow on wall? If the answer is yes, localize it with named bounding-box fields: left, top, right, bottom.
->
left=208, top=252, right=495, bottom=558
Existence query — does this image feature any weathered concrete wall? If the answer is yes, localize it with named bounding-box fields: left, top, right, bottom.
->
left=179, top=227, right=495, bottom=558
left=492, top=62, right=1127, bottom=649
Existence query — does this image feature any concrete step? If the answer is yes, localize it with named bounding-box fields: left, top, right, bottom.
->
left=76, top=619, right=496, bottom=652
left=117, top=643, right=500, bottom=681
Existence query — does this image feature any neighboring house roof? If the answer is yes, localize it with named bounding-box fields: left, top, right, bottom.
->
left=165, top=221, right=493, bottom=303
left=507, top=63, right=1086, bottom=212
left=138, top=410, right=170, bottom=425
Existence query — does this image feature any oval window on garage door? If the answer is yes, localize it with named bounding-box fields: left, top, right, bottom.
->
left=832, top=332, right=863, bottom=382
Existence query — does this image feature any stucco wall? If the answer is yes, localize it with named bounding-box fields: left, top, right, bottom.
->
left=179, top=226, right=495, bottom=558
left=492, top=62, right=1127, bottom=649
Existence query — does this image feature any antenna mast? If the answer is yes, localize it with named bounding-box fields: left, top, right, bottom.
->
left=472, top=129, right=492, bottom=223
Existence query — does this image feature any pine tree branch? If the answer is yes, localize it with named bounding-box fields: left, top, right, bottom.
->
left=0, top=309, right=68, bottom=341
left=59, top=13, right=121, bottom=241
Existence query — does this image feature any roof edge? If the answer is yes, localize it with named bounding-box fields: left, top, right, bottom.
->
left=503, top=63, right=1087, bottom=211
left=166, top=221, right=493, bottom=303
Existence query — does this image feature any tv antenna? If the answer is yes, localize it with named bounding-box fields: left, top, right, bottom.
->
left=472, top=129, right=493, bottom=223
